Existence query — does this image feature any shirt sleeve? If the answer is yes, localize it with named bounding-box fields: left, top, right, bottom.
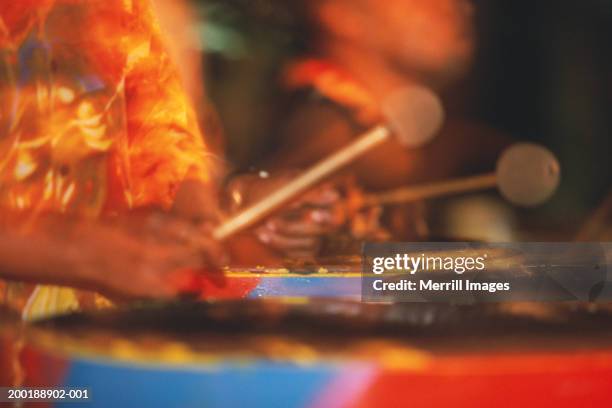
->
left=121, top=0, right=213, bottom=209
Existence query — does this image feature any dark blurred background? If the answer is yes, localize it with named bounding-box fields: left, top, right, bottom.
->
left=185, top=0, right=612, bottom=238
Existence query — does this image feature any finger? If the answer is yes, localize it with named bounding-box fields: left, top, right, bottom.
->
left=146, top=217, right=229, bottom=268
left=308, top=207, right=347, bottom=228
left=129, top=250, right=204, bottom=297
left=301, top=184, right=341, bottom=206
left=192, top=235, right=229, bottom=268
left=284, top=185, right=340, bottom=211
left=119, top=247, right=222, bottom=299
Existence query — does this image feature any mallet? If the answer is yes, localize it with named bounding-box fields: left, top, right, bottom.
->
left=359, top=143, right=561, bottom=208
left=213, top=85, right=445, bottom=241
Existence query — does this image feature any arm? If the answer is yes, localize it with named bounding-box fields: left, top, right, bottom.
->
left=0, top=210, right=225, bottom=299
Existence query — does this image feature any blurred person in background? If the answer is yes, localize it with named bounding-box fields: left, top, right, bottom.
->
left=212, top=0, right=512, bottom=247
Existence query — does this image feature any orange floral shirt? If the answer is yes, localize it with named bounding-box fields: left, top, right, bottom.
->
left=0, top=0, right=211, bottom=219
left=0, top=0, right=212, bottom=318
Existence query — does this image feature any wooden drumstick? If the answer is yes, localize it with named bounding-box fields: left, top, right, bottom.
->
left=213, top=126, right=390, bottom=240
left=213, top=86, right=444, bottom=241
left=360, top=143, right=561, bottom=208
left=361, top=173, right=497, bottom=207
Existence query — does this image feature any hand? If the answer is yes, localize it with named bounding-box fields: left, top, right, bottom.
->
left=255, top=184, right=346, bottom=259
left=226, top=173, right=346, bottom=259
left=65, top=211, right=227, bottom=300
left=0, top=179, right=229, bottom=301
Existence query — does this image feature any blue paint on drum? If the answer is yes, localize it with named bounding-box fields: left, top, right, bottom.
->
left=248, top=277, right=361, bottom=298
left=59, top=359, right=340, bottom=408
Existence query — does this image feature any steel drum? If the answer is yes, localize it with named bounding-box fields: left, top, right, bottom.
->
left=3, top=294, right=612, bottom=407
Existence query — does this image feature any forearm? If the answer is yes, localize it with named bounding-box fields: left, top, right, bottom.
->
left=0, top=215, right=85, bottom=287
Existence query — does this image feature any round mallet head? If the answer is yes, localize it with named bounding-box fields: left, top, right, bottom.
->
left=381, top=85, right=445, bottom=147
left=496, top=143, right=561, bottom=207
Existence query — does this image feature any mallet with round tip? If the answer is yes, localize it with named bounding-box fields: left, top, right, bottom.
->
left=360, top=143, right=561, bottom=208
left=213, top=85, right=444, bottom=241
